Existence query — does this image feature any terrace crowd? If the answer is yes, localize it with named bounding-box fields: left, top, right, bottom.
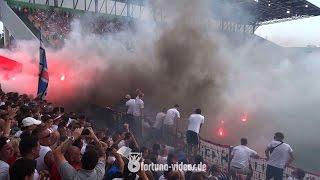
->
left=0, top=84, right=311, bottom=180
left=12, top=6, right=133, bottom=47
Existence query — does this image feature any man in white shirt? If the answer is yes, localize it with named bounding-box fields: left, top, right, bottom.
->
left=133, top=94, right=144, bottom=117
left=125, top=95, right=135, bottom=117
left=33, top=129, right=55, bottom=172
left=163, top=104, right=180, bottom=145
left=151, top=108, right=166, bottom=141
left=125, top=95, right=136, bottom=134
left=265, top=132, right=294, bottom=180
left=125, top=93, right=144, bottom=139
left=186, top=108, right=204, bottom=155
left=135, top=93, right=145, bottom=140
left=230, top=138, right=258, bottom=180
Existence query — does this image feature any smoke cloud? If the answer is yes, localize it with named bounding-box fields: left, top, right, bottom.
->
left=1, top=0, right=319, bottom=171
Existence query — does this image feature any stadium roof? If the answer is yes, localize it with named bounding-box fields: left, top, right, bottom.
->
left=211, top=0, right=320, bottom=24
left=118, top=0, right=320, bottom=24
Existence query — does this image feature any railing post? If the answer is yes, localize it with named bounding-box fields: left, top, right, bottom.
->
left=126, top=0, right=130, bottom=17
left=95, top=0, right=98, bottom=12
left=54, top=0, right=58, bottom=7
left=227, top=146, right=232, bottom=179
left=3, top=26, right=10, bottom=48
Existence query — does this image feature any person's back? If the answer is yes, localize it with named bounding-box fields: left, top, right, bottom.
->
left=230, top=138, right=257, bottom=180
left=125, top=99, right=135, bottom=115
left=187, top=114, right=204, bottom=134
left=132, top=96, right=144, bottom=117
left=230, top=145, right=257, bottom=169
left=164, top=107, right=180, bottom=126
left=265, top=132, right=294, bottom=180
left=267, top=140, right=292, bottom=168
left=154, top=111, right=166, bottom=129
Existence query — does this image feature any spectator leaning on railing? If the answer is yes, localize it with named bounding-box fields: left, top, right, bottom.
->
left=230, top=138, right=259, bottom=180
left=265, top=132, right=294, bottom=180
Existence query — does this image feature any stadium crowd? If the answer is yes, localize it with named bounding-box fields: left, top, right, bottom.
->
left=0, top=86, right=220, bottom=180
left=11, top=6, right=134, bottom=47
left=0, top=83, right=311, bottom=180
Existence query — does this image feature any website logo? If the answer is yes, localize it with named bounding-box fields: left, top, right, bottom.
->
left=128, top=152, right=142, bottom=173
left=127, top=152, right=206, bottom=173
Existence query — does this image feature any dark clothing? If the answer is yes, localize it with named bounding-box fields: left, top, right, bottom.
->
left=186, top=130, right=199, bottom=145
left=162, top=124, right=176, bottom=146
left=266, top=165, right=284, bottom=180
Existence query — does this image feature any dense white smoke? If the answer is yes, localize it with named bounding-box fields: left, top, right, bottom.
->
left=0, top=0, right=319, bottom=171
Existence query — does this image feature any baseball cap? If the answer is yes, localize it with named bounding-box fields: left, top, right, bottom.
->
left=22, top=117, right=41, bottom=127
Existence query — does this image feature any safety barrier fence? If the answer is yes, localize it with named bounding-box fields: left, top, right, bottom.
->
left=198, top=138, right=320, bottom=180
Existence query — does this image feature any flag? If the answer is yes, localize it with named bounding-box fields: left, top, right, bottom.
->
left=37, top=41, right=49, bottom=99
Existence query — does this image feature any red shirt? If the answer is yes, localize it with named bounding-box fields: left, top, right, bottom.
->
left=7, top=155, right=17, bottom=166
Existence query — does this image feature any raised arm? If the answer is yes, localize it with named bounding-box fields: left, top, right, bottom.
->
left=2, top=119, right=11, bottom=137
left=129, top=132, right=139, bottom=149
left=87, top=127, right=106, bottom=162
left=112, top=148, right=125, bottom=174
left=53, top=127, right=83, bottom=167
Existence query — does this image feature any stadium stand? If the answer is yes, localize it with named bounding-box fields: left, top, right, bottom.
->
left=1, top=0, right=320, bottom=179
left=3, top=0, right=134, bottom=47
left=0, top=87, right=319, bottom=179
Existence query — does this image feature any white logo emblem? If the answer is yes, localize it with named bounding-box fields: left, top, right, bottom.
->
left=128, top=152, right=141, bottom=173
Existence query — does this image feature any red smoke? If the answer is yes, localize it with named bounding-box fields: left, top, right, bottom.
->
left=0, top=52, right=97, bottom=108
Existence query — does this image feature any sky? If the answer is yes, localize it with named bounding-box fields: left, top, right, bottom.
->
left=0, top=0, right=319, bottom=47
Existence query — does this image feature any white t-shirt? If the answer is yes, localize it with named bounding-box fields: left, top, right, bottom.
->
left=187, top=114, right=204, bottom=134
left=163, top=108, right=180, bottom=126
left=267, top=140, right=293, bottom=169
left=126, top=99, right=136, bottom=115
left=230, top=145, right=257, bottom=169
left=153, top=112, right=166, bottom=129
left=0, top=160, right=9, bottom=180
left=133, top=97, right=144, bottom=117
left=36, top=145, right=52, bottom=172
